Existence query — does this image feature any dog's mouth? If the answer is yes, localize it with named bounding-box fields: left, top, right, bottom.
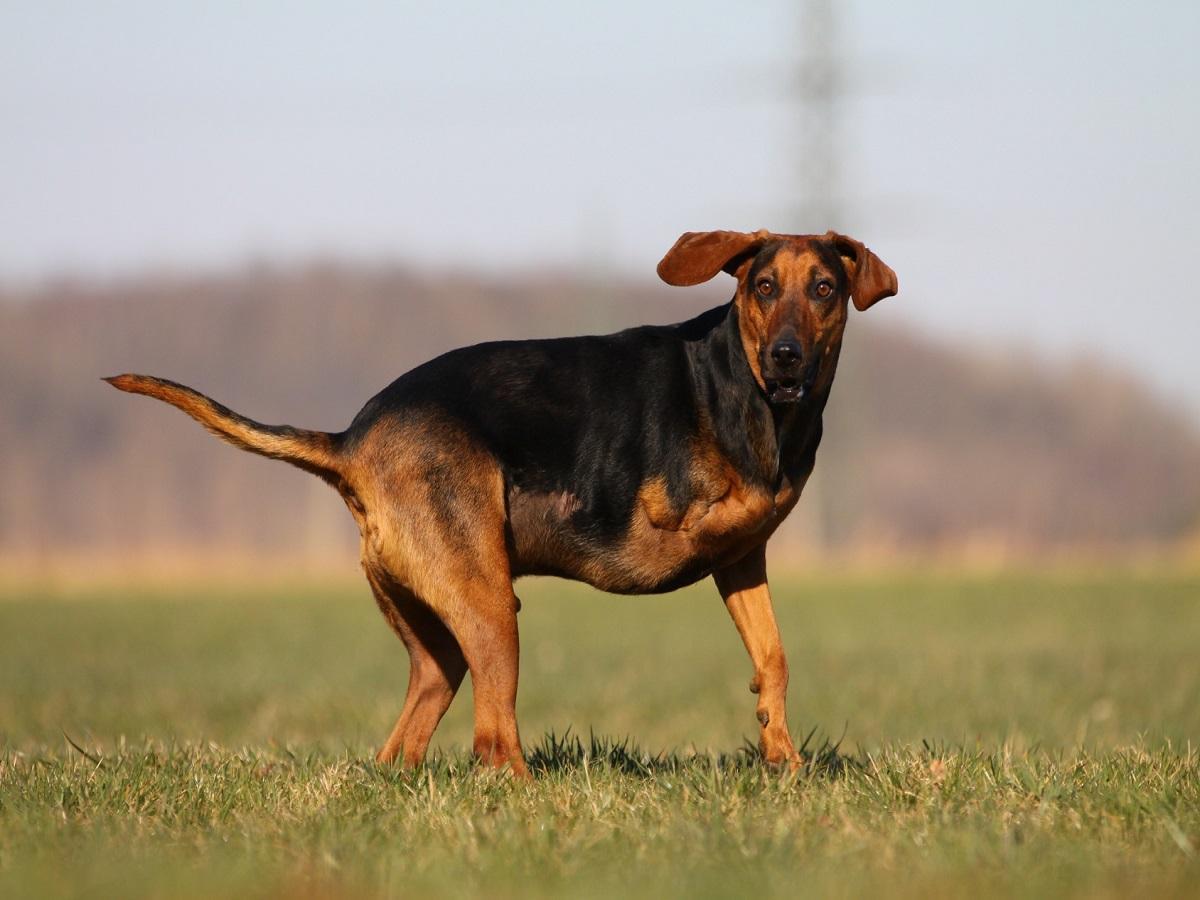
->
left=765, top=377, right=804, bottom=404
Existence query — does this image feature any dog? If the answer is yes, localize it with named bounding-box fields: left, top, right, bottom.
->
left=106, top=229, right=897, bottom=778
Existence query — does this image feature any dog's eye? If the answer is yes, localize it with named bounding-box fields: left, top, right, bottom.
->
left=815, top=280, right=833, bottom=299
left=756, top=278, right=775, bottom=298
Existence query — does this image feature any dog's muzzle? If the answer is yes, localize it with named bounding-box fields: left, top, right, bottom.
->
left=765, top=377, right=805, bottom=404
left=764, top=340, right=815, bottom=404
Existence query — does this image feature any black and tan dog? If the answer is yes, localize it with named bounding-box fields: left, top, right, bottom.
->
left=106, top=229, right=897, bottom=778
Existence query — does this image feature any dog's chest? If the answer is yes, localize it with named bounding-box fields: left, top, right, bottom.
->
left=507, top=458, right=801, bottom=593
left=615, top=468, right=798, bottom=588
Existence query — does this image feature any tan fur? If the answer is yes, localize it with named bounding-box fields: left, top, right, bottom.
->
left=714, top=545, right=798, bottom=766
left=107, top=227, right=895, bottom=779
left=732, top=245, right=848, bottom=396
left=351, top=413, right=528, bottom=776
left=104, top=374, right=341, bottom=482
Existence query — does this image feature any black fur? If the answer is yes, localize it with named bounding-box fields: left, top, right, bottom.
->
left=343, top=299, right=830, bottom=591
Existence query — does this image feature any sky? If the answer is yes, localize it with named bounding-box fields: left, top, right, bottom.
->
left=3, top=1, right=1199, bottom=417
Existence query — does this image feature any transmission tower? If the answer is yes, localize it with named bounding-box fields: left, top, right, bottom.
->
left=793, top=0, right=843, bottom=232
left=793, top=0, right=847, bottom=548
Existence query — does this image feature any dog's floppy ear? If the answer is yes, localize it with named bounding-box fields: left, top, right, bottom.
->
left=827, top=232, right=898, bottom=311
left=657, top=230, right=769, bottom=286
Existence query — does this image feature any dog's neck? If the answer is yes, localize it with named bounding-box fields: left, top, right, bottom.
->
left=683, top=302, right=833, bottom=490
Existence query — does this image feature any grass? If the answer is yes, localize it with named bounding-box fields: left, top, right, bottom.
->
left=1, top=568, right=1198, bottom=897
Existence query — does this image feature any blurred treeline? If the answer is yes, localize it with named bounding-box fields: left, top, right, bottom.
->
left=2, top=264, right=1198, bottom=571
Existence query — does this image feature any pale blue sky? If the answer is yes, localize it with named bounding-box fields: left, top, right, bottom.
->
left=3, top=1, right=1199, bottom=415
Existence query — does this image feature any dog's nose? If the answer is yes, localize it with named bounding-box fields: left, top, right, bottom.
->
left=769, top=340, right=803, bottom=369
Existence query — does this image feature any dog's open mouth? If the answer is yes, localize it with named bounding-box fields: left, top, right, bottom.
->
left=766, top=378, right=804, bottom=404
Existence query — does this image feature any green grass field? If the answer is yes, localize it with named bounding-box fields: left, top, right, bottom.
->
left=2, top=569, right=1198, bottom=898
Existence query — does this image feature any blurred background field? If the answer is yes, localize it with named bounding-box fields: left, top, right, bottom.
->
left=4, top=265, right=1200, bottom=572
left=3, top=0, right=1200, bottom=574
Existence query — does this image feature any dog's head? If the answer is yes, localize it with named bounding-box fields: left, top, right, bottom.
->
left=657, top=230, right=897, bottom=404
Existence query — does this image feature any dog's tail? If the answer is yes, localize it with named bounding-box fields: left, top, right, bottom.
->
left=104, top=374, right=345, bottom=485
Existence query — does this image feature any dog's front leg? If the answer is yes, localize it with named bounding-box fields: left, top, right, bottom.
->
left=714, top=544, right=800, bottom=767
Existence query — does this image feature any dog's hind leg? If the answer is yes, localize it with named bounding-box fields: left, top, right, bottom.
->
left=367, top=570, right=468, bottom=767
left=360, top=424, right=529, bottom=778
left=375, top=561, right=527, bottom=777
left=405, top=547, right=527, bottom=778
left=442, top=582, right=526, bottom=778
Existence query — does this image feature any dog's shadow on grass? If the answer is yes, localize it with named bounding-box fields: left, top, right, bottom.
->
left=522, top=728, right=858, bottom=779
